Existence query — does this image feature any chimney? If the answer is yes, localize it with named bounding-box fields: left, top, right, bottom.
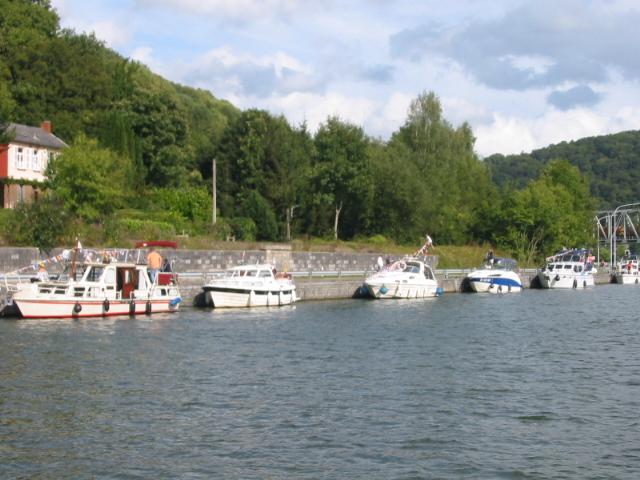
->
left=41, top=120, right=52, bottom=134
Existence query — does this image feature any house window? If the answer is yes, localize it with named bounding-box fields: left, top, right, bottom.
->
left=32, top=149, right=39, bottom=171
left=16, top=148, right=25, bottom=169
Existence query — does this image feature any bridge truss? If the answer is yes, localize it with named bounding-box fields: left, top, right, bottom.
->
left=595, top=202, right=640, bottom=267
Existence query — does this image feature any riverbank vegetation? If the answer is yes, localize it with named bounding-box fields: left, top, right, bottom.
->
left=0, top=1, right=618, bottom=264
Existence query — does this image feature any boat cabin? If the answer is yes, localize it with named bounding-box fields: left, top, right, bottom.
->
left=225, top=264, right=276, bottom=279
left=403, top=260, right=435, bottom=280
left=36, top=262, right=177, bottom=300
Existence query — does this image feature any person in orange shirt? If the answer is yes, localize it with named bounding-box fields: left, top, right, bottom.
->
left=147, top=247, right=163, bottom=283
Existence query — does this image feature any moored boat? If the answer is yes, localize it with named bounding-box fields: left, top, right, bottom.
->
left=202, top=264, right=297, bottom=308
left=466, top=257, right=522, bottom=293
left=363, top=257, right=442, bottom=299
left=12, top=261, right=181, bottom=319
left=536, top=248, right=596, bottom=289
left=613, top=253, right=640, bottom=284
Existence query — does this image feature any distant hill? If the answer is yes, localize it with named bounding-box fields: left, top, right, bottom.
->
left=484, top=130, right=640, bottom=209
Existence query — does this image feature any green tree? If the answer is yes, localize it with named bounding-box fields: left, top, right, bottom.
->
left=240, top=190, right=278, bottom=241
left=47, top=135, right=134, bottom=222
left=311, top=116, right=372, bottom=240
left=126, top=89, right=192, bottom=187
left=495, top=159, right=594, bottom=263
left=3, top=196, right=70, bottom=252
left=390, top=91, right=493, bottom=244
left=263, top=120, right=312, bottom=240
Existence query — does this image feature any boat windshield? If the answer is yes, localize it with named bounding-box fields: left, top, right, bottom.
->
left=491, top=258, right=517, bottom=270
left=403, top=263, right=421, bottom=273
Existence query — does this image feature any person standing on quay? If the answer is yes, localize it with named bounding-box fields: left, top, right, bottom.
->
left=147, top=247, right=163, bottom=284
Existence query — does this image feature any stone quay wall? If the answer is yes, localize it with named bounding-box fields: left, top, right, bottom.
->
left=0, top=245, right=437, bottom=276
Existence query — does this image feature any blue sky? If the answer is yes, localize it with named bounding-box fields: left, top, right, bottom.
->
left=51, top=0, right=640, bottom=156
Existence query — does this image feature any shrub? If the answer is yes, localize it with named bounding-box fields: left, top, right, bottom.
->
left=229, top=217, right=256, bottom=241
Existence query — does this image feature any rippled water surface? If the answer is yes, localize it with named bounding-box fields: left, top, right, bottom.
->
left=2, top=285, right=640, bottom=479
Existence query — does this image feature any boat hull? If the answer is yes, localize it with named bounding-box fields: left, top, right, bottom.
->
left=13, top=297, right=180, bottom=319
left=204, top=286, right=297, bottom=308
left=469, top=281, right=522, bottom=293
left=467, top=269, right=522, bottom=293
left=364, top=281, right=440, bottom=299
left=537, top=272, right=594, bottom=289
left=613, top=273, right=640, bottom=284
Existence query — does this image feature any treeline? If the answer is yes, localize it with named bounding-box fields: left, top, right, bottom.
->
left=485, top=130, right=640, bottom=209
left=0, top=0, right=597, bottom=263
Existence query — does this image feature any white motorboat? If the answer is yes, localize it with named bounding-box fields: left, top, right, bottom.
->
left=466, top=257, right=522, bottom=293
left=536, top=249, right=596, bottom=289
left=12, top=261, right=182, bottom=319
left=363, top=257, right=442, bottom=299
left=202, top=264, right=297, bottom=308
left=613, top=254, right=640, bottom=284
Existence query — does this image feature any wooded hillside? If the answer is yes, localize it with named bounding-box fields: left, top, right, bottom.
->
left=484, top=130, right=640, bottom=209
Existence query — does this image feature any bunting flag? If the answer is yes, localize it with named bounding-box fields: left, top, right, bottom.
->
left=3, top=246, right=166, bottom=278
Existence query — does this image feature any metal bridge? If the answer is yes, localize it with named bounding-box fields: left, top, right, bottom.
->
left=595, top=202, right=640, bottom=267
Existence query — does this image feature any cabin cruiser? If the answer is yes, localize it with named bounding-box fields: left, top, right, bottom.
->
left=363, top=257, right=442, bottom=299
left=536, top=248, right=596, bottom=289
left=12, top=261, right=181, bottom=319
left=613, top=253, right=640, bottom=284
left=202, top=264, right=297, bottom=308
left=466, top=257, right=522, bottom=293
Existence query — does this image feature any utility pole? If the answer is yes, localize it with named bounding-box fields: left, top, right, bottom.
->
left=212, top=158, right=217, bottom=225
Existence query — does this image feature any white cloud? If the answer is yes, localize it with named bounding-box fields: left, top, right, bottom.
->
left=261, top=92, right=378, bottom=133
left=129, top=46, right=168, bottom=76
left=88, top=21, right=131, bottom=48
left=135, top=0, right=315, bottom=22
left=179, top=46, right=321, bottom=98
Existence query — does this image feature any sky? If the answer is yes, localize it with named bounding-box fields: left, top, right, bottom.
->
left=50, top=0, right=640, bottom=157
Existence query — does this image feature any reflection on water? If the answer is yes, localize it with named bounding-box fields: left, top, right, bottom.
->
left=2, top=285, right=640, bottom=479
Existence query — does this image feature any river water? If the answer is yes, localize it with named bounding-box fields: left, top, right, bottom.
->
left=1, top=285, right=640, bottom=479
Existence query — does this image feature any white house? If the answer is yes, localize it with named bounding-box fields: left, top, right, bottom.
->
left=0, top=121, right=66, bottom=208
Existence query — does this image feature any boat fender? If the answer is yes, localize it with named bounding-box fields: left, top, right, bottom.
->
left=169, top=297, right=182, bottom=307
left=636, top=278, right=639, bottom=284
left=129, top=300, right=136, bottom=315
left=379, top=285, right=389, bottom=295
left=555, top=274, right=560, bottom=281
left=583, top=281, right=587, bottom=288
left=436, top=287, right=444, bottom=296
left=145, top=300, right=152, bottom=315
left=508, top=285, right=512, bottom=293
left=572, top=279, right=577, bottom=289
left=73, top=302, right=82, bottom=314
left=103, top=299, right=110, bottom=313
left=498, top=285, right=502, bottom=293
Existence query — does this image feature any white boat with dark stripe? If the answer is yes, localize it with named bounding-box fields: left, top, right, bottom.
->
left=12, top=262, right=182, bottom=319
left=202, top=264, right=297, bottom=308
left=467, top=258, right=522, bottom=293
